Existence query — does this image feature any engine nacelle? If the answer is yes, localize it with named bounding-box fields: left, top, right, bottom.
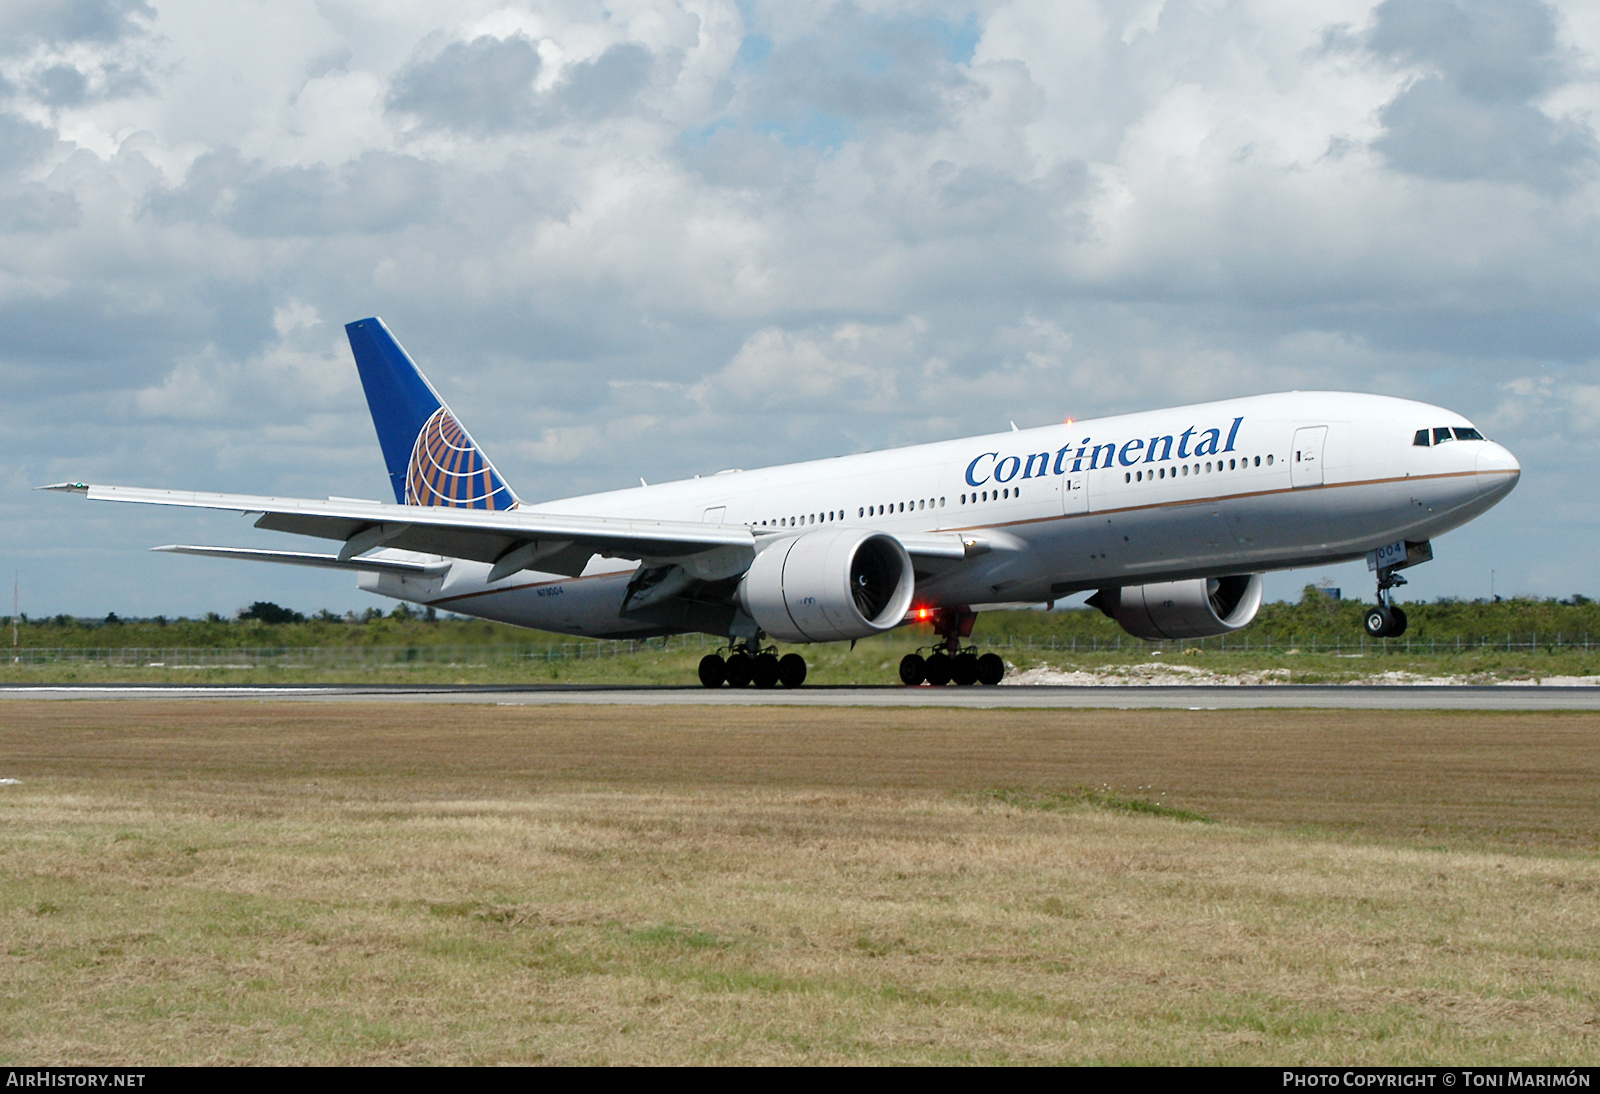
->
left=738, top=529, right=916, bottom=643
left=1088, top=574, right=1264, bottom=640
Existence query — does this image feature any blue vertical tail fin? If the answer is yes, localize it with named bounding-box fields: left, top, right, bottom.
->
left=344, top=317, right=519, bottom=510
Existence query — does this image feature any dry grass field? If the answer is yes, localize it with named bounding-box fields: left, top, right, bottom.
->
left=1, top=701, right=1597, bottom=1065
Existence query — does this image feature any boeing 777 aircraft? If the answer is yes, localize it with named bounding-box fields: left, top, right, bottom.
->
left=45, top=318, right=1520, bottom=688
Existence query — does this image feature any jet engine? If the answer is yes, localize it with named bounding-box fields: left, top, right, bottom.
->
left=738, top=528, right=916, bottom=643
left=1087, top=574, right=1264, bottom=640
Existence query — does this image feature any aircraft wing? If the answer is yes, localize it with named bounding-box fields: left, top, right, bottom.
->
left=43, top=482, right=977, bottom=578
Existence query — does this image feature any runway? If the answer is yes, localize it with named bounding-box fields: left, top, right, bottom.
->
left=4, top=683, right=1600, bottom=709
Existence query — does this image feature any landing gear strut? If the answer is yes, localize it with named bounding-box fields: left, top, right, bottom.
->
left=699, top=638, right=807, bottom=689
left=898, top=608, right=1005, bottom=686
left=1364, top=568, right=1409, bottom=639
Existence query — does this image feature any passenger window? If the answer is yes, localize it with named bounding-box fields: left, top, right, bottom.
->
left=1414, top=429, right=1430, bottom=447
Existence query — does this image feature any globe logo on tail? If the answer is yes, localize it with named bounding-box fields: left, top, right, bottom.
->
left=405, top=408, right=515, bottom=509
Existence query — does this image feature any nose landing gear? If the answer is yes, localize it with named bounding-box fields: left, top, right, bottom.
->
left=899, top=608, right=1005, bottom=686
left=1362, top=539, right=1432, bottom=639
left=1364, top=569, right=1410, bottom=639
left=698, top=638, right=807, bottom=688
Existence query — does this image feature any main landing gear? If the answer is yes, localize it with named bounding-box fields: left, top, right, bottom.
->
left=1364, top=567, right=1409, bottom=639
left=698, top=639, right=807, bottom=689
left=899, top=608, right=1006, bottom=687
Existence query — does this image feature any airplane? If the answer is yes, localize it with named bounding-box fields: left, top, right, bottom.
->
left=44, top=317, right=1521, bottom=688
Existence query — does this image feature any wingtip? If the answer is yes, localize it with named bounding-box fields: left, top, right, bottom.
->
left=38, top=482, right=89, bottom=493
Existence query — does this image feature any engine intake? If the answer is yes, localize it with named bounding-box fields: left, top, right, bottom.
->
left=738, top=529, right=916, bottom=643
left=1088, top=574, right=1264, bottom=640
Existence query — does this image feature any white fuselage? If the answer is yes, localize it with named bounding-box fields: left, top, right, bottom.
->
left=360, top=391, right=1520, bottom=639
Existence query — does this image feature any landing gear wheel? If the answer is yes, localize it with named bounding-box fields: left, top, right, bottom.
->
left=976, top=652, right=1006, bottom=686
left=951, top=652, right=980, bottom=686
left=899, top=653, right=926, bottom=686
left=724, top=653, right=754, bottom=688
left=924, top=652, right=952, bottom=686
left=1364, top=607, right=1394, bottom=639
left=778, top=653, right=807, bottom=688
left=1367, top=564, right=1413, bottom=640
left=753, top=652, right=781, bottom=688
left=697, top=654, right=726, bottom=688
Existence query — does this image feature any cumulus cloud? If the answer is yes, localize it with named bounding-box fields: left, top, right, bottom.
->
left=0, top=185, right=78, bottom=232
left=388, top=35, right=658, bottom=133
left=559, top=42, right=656, bottom=122
left=732, top=6, right=979, bottom=145
left=388, top=34, right=545, bottom=133
left=0, top=112, right=56, bottom=171
left=1365, top=0, right=1597, bottom=189
left=0, top=0, right=155, bottom=47
left=695, top=322, right=910, bottom=411
left=144, top=148, right=443, bottom=236
left=133, top=298, right=355, bottom=423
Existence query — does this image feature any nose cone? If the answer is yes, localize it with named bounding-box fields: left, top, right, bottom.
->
left=1476, top=442, right=1521, bottom=503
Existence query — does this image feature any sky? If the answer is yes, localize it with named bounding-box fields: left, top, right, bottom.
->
left=3, top=0, right=1597, bottom=619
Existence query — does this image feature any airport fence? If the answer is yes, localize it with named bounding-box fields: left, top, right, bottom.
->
left=2, top=633, right=719, bottom=668
left=5, top=631, right=1600, bottom=667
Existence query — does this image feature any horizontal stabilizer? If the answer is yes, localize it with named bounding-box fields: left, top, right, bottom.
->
left=153, top=545, right=451, bottom=577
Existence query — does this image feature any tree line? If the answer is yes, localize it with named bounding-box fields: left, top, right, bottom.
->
left=9, top=589, right=1600, bottom=649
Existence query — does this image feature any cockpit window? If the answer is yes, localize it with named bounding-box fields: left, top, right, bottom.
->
left=1418, top=425, right=1486, bottom=446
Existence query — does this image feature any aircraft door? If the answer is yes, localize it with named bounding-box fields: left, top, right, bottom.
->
left=1062, top=470, right=1088, bottom=516
left=1291, top=427, right=1327, bottom=488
